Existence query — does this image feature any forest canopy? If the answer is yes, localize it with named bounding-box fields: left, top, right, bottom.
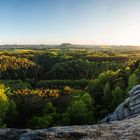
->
left=0, top=46, right=140, bottom=128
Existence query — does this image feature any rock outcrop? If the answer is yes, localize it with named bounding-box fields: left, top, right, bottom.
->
left=0, top=115, right=140, bottom=140
left=101, top=85, right=140, bottom=122
left=0, top=85, right=140, bottom=140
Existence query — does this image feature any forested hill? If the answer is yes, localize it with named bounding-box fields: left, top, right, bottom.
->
left=0, top=47, right=140, bottom=129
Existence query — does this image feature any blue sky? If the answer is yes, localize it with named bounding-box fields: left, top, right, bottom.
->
left=0, top=0, right=140, bottom=45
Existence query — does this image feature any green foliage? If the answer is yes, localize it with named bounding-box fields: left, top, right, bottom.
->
left=103, top=82, right=111, bottom=108
left=0, top=80, right=31, bottom=91
left=47, top=59, right=94, bottom=79
left=67, top=100, right=89, bottom=124
left=94, top=70, right=118, bottom=89
left=13, top=93, right=46, bottom=128
left=81, top=92, right=94, bottom=110
left=0, top=55, right=39, bottom=79
left=125, top=67, right=131, bottom=77
left=0, top=84, right=9, bottom=127
left=43, top=102, right=56, bottom=115
left=28, top=115, right=53, bottom=129
left=61, top=112, right=70, bottom=125
left=65, top=93, right=94, bottom=125
left=36, top=79, right=89, bottom=89
left=28, top=102, right=56, bottom=129
left=110, top=86, right=124, bottom=111
left=0, top=48, right=139, bottom=128
left=4, top=100, right=18, bottom=127
left=87, top=70, right=118, bottom=106
left=127, top=73, right=139, bottom=92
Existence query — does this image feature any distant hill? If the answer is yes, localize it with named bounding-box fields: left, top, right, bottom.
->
left=0, top=44, right=140, bottom=50
left=57, top=43, right=72, bottom=48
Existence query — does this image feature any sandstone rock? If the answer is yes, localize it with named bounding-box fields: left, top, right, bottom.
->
left=0, top=115, right=140, bottom=140
left=0, top=115, right=139, bottom=140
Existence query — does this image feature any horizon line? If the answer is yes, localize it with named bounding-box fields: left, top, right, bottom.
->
left=0, top=43, right=140, bottom=47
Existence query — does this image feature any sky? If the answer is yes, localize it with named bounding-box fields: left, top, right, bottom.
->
left=0, top=0, right=140, bottom=45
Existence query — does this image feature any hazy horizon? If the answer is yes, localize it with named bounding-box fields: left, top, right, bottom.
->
left=1, top=0, right=140, bottom=45
left=1, top=43, right=140, bottom=46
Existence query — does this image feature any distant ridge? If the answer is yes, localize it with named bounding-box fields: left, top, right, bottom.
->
left=57, top=43, right=72, bottom=48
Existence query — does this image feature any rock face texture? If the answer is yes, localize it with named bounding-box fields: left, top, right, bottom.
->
left=0, top=85, right=140, bottom=140
left=101, top=85, right=140, bottom=122
left=0, top=115, right=140, bottom=140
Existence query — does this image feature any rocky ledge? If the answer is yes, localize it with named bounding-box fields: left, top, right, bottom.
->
left=0, top=115, right=140, bottom=140
left=0, top=85, right=140, bottom=140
